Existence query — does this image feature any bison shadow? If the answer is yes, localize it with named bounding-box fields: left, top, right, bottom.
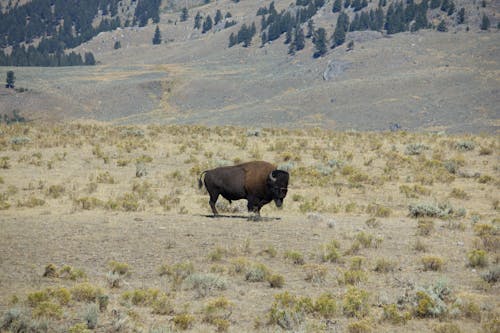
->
left=197, top=214, right=281, bottom=222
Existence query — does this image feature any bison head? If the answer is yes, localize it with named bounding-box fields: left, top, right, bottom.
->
left=267, top=170, right=289, bottom=208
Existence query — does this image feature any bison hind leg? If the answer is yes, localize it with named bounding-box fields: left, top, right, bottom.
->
left=208, top=192, right=220, bottom=216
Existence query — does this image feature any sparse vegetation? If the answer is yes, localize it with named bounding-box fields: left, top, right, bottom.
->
left=0, top=122, right=497, bottom=331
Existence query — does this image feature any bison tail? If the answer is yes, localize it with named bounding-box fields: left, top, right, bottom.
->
left=198, top=171, right=207, bottom=189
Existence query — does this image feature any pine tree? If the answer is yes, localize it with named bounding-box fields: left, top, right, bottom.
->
left=194, top=12, right=202, bottom=29
left=333, top=12, right=349, bottom=47
left=228, top=32, right=237, bottom=47
left=447, top=1, right=455, bottom=15
left=214, top=9, right=223, bottom=25
left=312, top=27, right=327, bottom=58
left=430, top=0, right=440, bottom=10
left=202, top=15, right=213, bottom=33
left=152, top=25, right=162, bottom=44
left=457, top=8, right=465, bottom=24
left=180, top=7, right=189, bottom=22
left=332, top=0, right=342, bottom=13
left=333, top=24, right=346, bottom=47
left=285, top=26, right=293, bottom=44
left=295, top=26, right=305, bottom=51
left=338, top=11, right=350, bottom=32
left=5, top=70, right=15, bottom=88
left=436, top=19, right=447, bottom=32
left=84, top=52, right=96, bottom=65
left=480, top=14, right=490, bottom=30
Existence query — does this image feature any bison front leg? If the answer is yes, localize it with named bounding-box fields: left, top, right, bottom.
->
left=247, top=197, right=262, bottom=221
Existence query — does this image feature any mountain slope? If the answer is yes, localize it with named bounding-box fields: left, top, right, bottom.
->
left=0, top=0, right=498, bottom=133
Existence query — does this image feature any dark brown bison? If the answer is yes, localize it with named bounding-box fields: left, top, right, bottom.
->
left=198, top=161, right=289, bottom=218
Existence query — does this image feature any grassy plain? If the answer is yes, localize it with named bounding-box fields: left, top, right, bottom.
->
left=0, top=122, right=498, bottom=332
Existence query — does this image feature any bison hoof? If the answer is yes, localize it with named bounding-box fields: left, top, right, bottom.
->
left=248, top=214, right=262, bottom=222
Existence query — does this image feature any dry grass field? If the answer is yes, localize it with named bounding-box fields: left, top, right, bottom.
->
left=0, top=122, right=498, bottom=332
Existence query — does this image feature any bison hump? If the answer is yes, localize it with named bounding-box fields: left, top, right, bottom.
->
left=241, top=161, right=276, bottom=194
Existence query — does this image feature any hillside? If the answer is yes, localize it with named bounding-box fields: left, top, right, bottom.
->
left=0, top=0, right=499, bottom=132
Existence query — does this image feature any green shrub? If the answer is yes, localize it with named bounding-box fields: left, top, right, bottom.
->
left=473, top=223, right=499, bottom=251
left=27, top=290, right=50, bottom=307
left=319, top=240, right=341, bottom=263
left=365, top=218, right=380, bottom=228
left=108, top=260, right=130, bottom=276
left=159, top=261, right=194, bottom=288
left=151, top=295, right=174, bottom=315
left=342, top=287, right=370, bottom=318
left=381, top=304, right=410, bottom=324
left=96, top=171, right=115, bottom=184
left=267, top=292, right=312, bottom=330
left=228, top=257, right=250, bottom=275
left=75, top=197, right=104, bottom=210
left=172, top=313, right=195, bottom=330
left=314, top=293, right=337, bottom=318
left=449, top=188, right=469, bottom=199
left=203, top=297, right=233, bottom=332
left=355, top=232, right=374, bottom=248
left=478, top=175, right=494, bottom=184
left=0, top=156, right=10, bottom=169
left=59, top=265, right=87, bottom=280
left=339, top=269, right=367, bottom=285
left=347, top=319, right=373, bottom=333
left=43, top=264, right=58, bottom=278
left=47, top=184, right=65, bottom=198
left=366, top=203, right=391, bottom=217
left=371, top=257, right=394, bottom=272
left=413, top=282, right=450, bottom=318
left=245, top=263, right=270, bottom=282
left=260, top=245, right=277, bottom=258
left=267, top=274, right=285, bottom=288
left=121, top=288, right=161, bottom=306
left=68, top=323, right=91, bottom=333
left=17, top=196, right=45, bottom=208
left=71, top=283, right=103, bottom=302
left=467, top=249, right=488, bottom=268
left=208, top=246, right=227, bottom=262
left=32, top=301, right=63, bottom=319
left=304, top=264, right=328, bottom=284
left=453, top=294, right=481, bottom=322
left=422, top=256, right=445, bottom=271
left=284, top=250, right=305, bottom=265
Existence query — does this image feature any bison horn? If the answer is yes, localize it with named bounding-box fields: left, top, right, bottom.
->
left=269, top=171, right=277, bottom=182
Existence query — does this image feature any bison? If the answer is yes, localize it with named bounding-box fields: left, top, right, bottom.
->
left=198, top=161, right=289, bottom=219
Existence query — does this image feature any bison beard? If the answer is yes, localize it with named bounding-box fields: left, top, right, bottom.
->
left=198, top=161, right=289, bottom=219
